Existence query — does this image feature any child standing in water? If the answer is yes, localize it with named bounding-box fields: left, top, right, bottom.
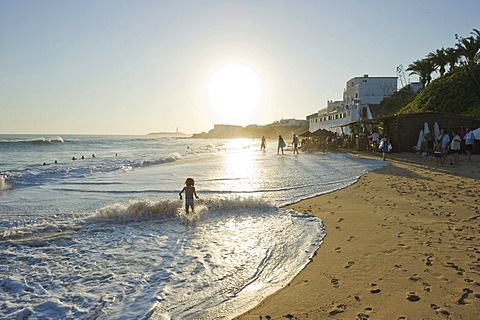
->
left=179, top=177, right=199, bottom=213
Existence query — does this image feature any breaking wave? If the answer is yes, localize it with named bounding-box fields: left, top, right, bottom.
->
left=0, top=136, right=65, bottom=146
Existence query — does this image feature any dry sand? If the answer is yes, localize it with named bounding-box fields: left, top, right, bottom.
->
left=236, top=152, right=480, bottom=320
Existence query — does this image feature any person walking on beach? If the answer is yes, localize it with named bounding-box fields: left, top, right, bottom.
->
left=450, top=131, right=461, bottom=165
left=379, top=134, right=390, bottom=161
left=179, top=177, right=199, bottom=213
left=440, top=129, right=450, bottom=165
left=292, top=134, right=299, bottom=154
left=464, top=128, right=475, bottom=161
left=260, top=136, right=266, bottom=151
left=369, top=129, right=380, bottom=150
left=277, top=135, right=286, bottom=155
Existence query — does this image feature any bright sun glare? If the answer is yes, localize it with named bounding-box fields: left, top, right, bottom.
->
left=207, top=63, right=262, bottom=125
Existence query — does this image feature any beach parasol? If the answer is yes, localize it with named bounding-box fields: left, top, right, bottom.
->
left=434, top=122, right=440, bottom=141
left=299, top=131, right=312, bottom=137
left=472, top=127, right=480, bottom=140
left=423, top=122, right=430, bottom=136
left=312, top=129, right=335, bottom=137
left=416, top=129, right=424, bottom=151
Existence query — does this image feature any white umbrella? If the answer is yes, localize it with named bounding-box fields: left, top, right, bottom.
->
left=472, top=127, right=480, bottom=140
left=423, top=122, right=430, bottom=136
left=416, top=129, right=424, bottom=151
left=434, top=122, right=440, bottom=141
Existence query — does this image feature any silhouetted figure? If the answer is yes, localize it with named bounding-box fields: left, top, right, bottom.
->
left=179, top=177, right=200, bottom=213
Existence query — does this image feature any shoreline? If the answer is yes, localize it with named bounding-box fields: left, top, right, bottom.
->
left=235, top=152, right=480, bottom=319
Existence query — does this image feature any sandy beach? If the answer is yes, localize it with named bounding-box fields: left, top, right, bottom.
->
left=236, top=152, right=480, bottom=319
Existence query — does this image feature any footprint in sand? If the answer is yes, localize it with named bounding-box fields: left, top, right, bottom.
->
left=329, top=304, right=346, bottom=316
left=406, top=292, right=420, bottom=302
left=431, top=304, right=451, bottom=317
left=331, top=278, right=340, bottom=288
left=458, top=288, right=474, bottom=305
left=445, top=262, right=465, bottom=276
left=356, top=307, right=373, bottom=319
left=345, top=261, right=355, bottom=269
left=369, top=283, right=381, bottom=294
left=335, top=246, right=341, bottom=253
left=408, top=274, right=421, bottom=282
left=347, top=235, right=356, bottom=242
left=423, top=282, right=431, bottom=292
left=423, top=254, right=434, bottom=266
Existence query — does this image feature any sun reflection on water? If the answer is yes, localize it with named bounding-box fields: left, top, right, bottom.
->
left=222, top=139, right=259, bottom=193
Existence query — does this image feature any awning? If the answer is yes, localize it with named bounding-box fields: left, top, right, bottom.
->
left=311, top=129, right=336, bottom=137
left=299, top=131, right=312, bottom=137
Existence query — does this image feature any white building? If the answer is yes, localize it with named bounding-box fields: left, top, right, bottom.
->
left=271, top=118, right=308, bottom=127
left=308, top=75, right=397, bottom=135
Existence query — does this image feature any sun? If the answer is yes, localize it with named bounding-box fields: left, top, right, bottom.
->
left=207, top=63, right=262, bottom=125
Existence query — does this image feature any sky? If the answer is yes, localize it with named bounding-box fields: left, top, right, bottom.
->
left=1, top=0, right=479, bottom=135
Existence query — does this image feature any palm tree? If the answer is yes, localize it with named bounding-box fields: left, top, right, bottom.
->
left=471, top=29, right=480, bottom=64
left=406, top=59, right=437, bottom=87
left=444, top=47, right=460, bottom=72
left=456, top=36, right=480, bottom=66
left=471, top=28, right=480, bottom=39
left=427, top=48, right=448, bottom=76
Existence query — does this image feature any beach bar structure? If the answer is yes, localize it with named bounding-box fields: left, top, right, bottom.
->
left=343, top=112, right=480, bottom=153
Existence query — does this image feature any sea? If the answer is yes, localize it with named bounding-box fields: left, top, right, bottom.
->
left=0, top=135, right=387, bottom=319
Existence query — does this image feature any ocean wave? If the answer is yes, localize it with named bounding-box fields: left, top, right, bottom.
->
left=0, top=220, right=81, bottom=243
left=95, top=199, right=181, bottom=222
left=135, top=152, right=181, bottom=167
left=1, top=152, right=183, bottom=190
left=0, top=136, right=65, bottom=146
left=1, top=197, right=273, bottom=242
left=0, top=175, right=10, bottom=192
left=95, top=197, right=275, bottom=223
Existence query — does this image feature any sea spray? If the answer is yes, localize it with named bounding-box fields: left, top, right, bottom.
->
left=96, top=199, right=180, bottom=222
left=0, top=135, right=387, bottom=319
left=0, top=174, right=9, bottom=191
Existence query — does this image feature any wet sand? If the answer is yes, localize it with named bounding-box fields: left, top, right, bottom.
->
left=236, top=152, right=480, bottom=319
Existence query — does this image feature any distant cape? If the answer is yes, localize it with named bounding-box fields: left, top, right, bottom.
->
left=147, top=131, right=190, bottom=137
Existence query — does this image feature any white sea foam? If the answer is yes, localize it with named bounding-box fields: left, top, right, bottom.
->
left=0, top=136, right=387, bottom=319
left=0, top=174, right=9, bottom=191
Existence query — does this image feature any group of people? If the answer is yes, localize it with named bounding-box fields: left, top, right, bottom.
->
left=260, top=134, right=300, bottom=155
left=433, top=127, right=475, bottom=166
left=42, top=153, right=113, bottom=166
left=72, top=154, right=96, bottom=160
left=179, top=128, right=475, bottom=213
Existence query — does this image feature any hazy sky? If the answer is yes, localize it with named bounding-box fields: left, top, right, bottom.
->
left=1, top=0, right=479, bottom=135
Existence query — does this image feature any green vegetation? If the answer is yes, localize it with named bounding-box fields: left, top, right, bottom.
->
left=378, top=28, right=480, bottom=119
left=370, top=85, right=418, bottom=118
left=398, top=65, right=480, bottom=117
left=403, top=29, right=480, bottom=117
